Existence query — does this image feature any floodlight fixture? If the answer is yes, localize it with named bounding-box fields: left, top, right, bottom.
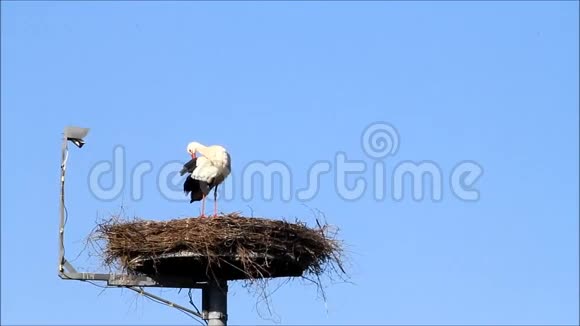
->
left=64, top=126, right=90, bottom=148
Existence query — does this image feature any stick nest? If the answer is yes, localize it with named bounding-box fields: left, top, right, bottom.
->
left=93, top=212, right=346, bottom=283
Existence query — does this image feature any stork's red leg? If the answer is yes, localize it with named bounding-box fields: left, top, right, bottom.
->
left=213, top=185, right=219, bottom=218
left=200, top=194, right=206, bottom=218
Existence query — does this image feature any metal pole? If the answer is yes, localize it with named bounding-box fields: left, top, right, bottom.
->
left=58, top=135, right=68, bottom=273
left=202, top=280, right=228, bottom=326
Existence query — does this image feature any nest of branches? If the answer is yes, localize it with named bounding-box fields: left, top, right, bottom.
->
left=93, top=212, right=346, bottom=283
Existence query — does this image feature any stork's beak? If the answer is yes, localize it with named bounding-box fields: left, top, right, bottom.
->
left=189, top=150, right=196, bottom=159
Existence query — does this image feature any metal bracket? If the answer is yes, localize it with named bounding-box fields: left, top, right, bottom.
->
left=59, top=260, right=207, bottom=288
left=203, top=311, right=228, bottom=321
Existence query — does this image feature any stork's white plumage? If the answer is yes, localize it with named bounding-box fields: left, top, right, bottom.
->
left=180, top=141, right=231, bottom=218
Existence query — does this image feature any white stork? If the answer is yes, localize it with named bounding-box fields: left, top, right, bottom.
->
left=179, top=141, right=231, bottom=218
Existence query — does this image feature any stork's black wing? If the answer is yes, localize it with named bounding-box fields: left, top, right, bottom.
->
left=184, top=176, right=205, bottom=203
left=181, top=157, right=211, bottom=203
left=180, top=157, right=198, bottom=176
left=180, top=157, right=219, bottom=203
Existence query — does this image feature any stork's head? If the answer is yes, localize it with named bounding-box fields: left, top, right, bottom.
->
left=187, top=141, right=203, bottom=159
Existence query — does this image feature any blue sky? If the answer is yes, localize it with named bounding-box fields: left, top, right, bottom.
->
left=1, top=1, right=578, bottom=325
